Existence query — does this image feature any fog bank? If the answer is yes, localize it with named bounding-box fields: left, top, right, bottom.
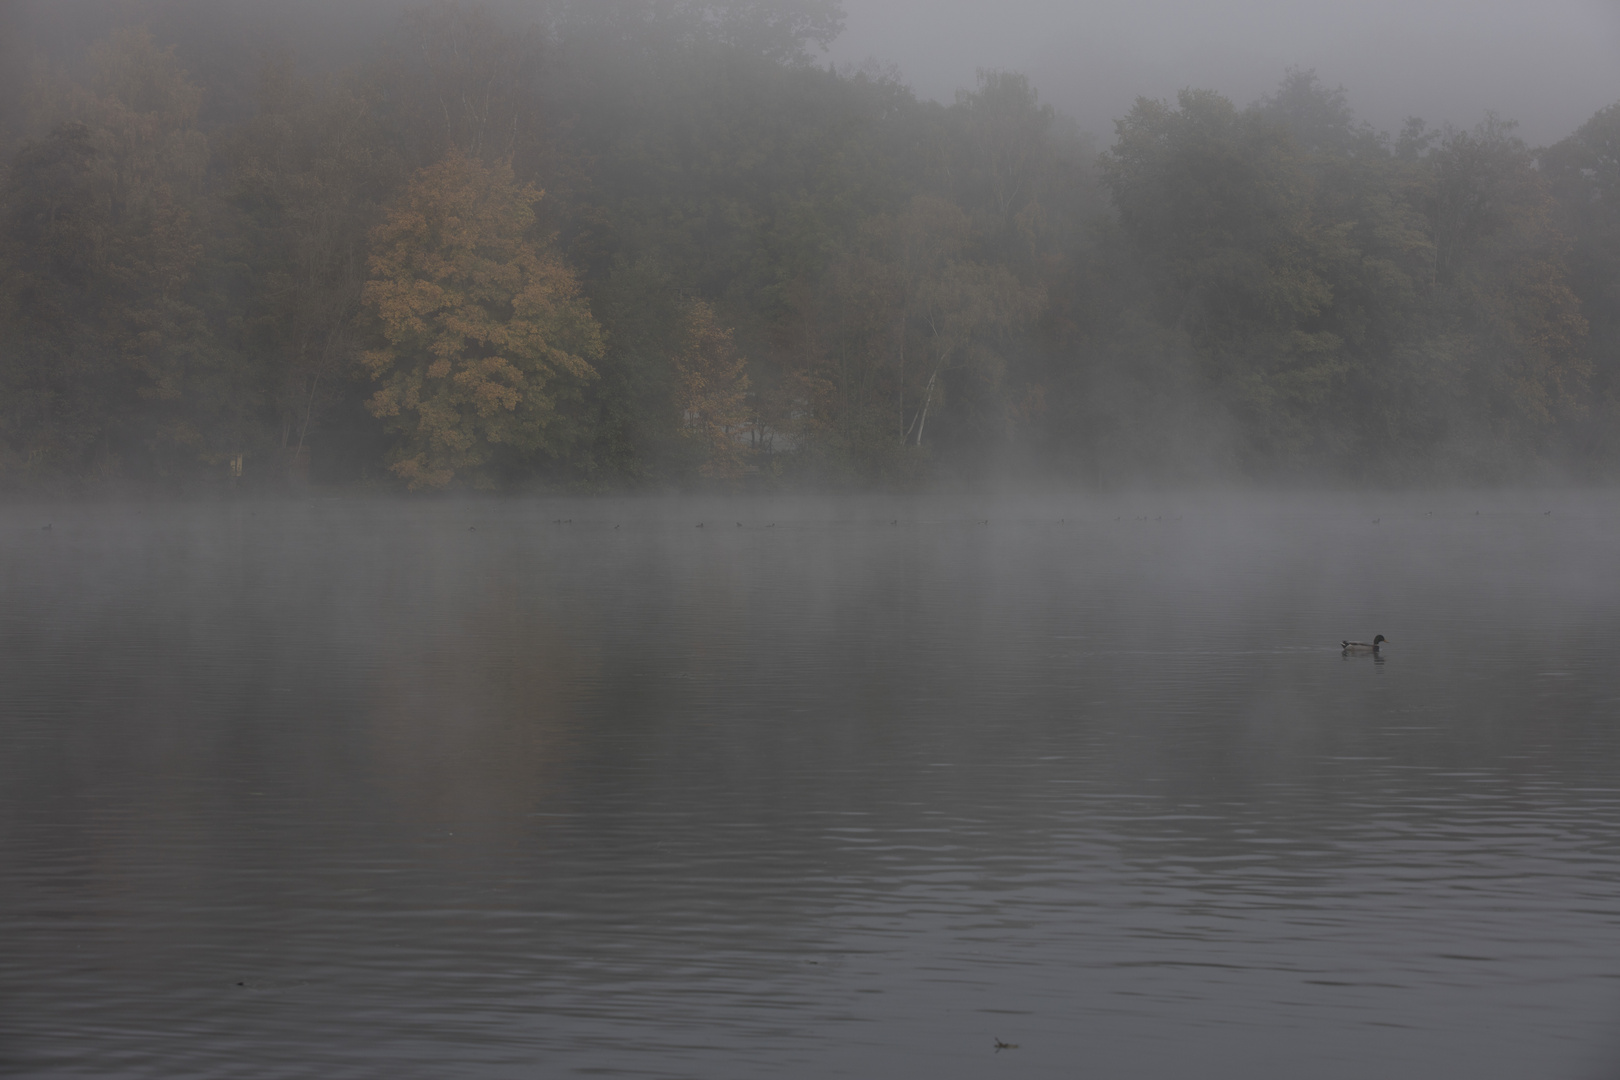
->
left=831, top=0, right=1620, bottom=145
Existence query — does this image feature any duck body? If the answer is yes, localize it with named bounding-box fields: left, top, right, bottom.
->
left=1341, top=635, right=1387, bottom=653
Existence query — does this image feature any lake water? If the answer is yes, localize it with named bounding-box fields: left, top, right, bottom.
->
left=3, top=492, right=1619, bottom=1079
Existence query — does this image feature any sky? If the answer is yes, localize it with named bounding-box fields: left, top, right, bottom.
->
left=825, top=0, right=1620, bottom=146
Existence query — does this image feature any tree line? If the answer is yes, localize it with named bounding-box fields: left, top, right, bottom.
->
left=1, top=0, right=1617, bottom=492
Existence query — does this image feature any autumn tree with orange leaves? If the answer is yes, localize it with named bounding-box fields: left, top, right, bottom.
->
left=361, top=151, right=602, bottom=490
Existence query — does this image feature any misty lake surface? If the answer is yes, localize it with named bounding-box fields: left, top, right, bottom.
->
left=4, top=491, right=1620, bottom=1079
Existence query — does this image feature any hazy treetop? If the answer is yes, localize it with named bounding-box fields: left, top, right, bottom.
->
left=6, top=0, right=1615, bottom=146
left=827, top=0, right=1620, bottom=145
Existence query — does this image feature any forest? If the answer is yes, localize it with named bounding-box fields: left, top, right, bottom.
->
left=1, top=0, right=1617, bottom=492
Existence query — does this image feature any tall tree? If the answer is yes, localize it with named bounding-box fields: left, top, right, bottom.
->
left=1542, top=101, right=1620, bottom=462
left=224, top=59, right=401, bottom=477
left=361, top=150, right=603, bottom=490
left=0, top=122, right=104, bottom=480
left=946, top=71, right=1057, bottom=246
left=1423, top=118, right=1590, bottom=461
left=1, top=27, right=222, bottom=483
left=1103, top=89, right=1347, bottom=465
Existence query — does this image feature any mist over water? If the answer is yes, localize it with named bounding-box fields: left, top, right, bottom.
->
left=4, top=492, right=1620, bottom=1078
left=4, top=2, right=1619, bottom=1075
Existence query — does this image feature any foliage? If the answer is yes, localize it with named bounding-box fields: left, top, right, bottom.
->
left=0, top=5, right=1615, bottom=490
left=1, top=28, right=220, bottom=485
left=361, top=150, right=603, bottom=489
left=1542, top=103, right=1620, bottom=464
left=1103, top=88, right=1349, bottom=465
left=222, top=60, right=401, bottom=478
left=673, top=299, right=751, bottom=481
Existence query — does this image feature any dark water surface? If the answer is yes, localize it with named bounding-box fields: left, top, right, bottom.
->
left=3, top=492, right=1619, bottom=1079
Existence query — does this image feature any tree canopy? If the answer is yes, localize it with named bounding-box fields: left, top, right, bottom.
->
left=362, top=150, right=602, bottom=489
left=1, top=2, right=1616, bottom=492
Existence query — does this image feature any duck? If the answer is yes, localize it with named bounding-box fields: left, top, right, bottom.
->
left=1341, top=635, right=1387, bottom=653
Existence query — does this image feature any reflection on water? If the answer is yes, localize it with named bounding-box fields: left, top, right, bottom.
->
left=3, top=493, right=1620, bottom=1079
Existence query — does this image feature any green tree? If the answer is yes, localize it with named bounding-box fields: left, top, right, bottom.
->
left=900, top=199, right=1043, bottom=449
left=1, top=27, right=222, bottom=484
left=579, top=255, right=688, bottom=484
left=1103, top=89, right=1347, bottom=466
left=1542, top=101, right=1620, bottom=464
left=224, top=59, right=401, bottom=480
left=0, top=121, right=103, bottom=479
left=1422, top=118, right=1590, bottom=463
left=788, top=194, right=1041, bottom=477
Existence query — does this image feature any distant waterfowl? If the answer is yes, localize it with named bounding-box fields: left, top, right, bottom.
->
left=994, top=1038, right=1019, bottom=1052
left=1342, top=635, right=1387, bottom=653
